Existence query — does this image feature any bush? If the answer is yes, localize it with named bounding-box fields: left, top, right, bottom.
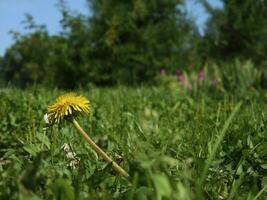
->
left=219, top=60, right=262, bottom=92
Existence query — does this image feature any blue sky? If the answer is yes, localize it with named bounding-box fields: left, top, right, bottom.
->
left=0, top=0, right=223, bottom=56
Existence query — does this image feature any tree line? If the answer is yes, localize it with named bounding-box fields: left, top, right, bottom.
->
left=0, top=0, right=267, bottom=88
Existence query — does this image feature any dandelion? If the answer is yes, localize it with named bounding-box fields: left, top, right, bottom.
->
left=46, top=93, right=129, bottom=177
left=47, top=93, right=90, bottom=124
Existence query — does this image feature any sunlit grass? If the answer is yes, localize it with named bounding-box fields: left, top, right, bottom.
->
left=0, top=87, right=266, bottom=199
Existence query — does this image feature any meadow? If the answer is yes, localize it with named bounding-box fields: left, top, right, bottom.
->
left=0, top=86, right=266, bottom=200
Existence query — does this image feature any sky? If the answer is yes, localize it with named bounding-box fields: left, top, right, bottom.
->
left=0, top=0, right=223, bottom=56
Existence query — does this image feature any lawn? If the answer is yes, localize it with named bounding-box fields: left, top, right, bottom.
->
left=0, top=87, right=266, bottom=200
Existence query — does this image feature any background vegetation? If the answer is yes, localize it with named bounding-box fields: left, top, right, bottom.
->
left=0, top=0, right=267, bottom=199
left=0, top=0, right=267, bottom=88
left=0, top=86, right=266, bottom=200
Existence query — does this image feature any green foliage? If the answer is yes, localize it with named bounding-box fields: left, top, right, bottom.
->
left=49, top=178, right=75, bottom=200
left=0, top=87, right=266, bottom=199
left=1, top=13, right=90, bottom=89
left=2, top=31, right=62, bottom=87
left=156, top=59, right=265, bottom=94
left=156, top=74, right=181, bottom=91
left=1, top=1, right=200, bottom=88
left=219, top=60, right=262, bottom=92
left=1, top=1, right=267, bottom=88
left=202, top=0, right=267, bottom=66
left=88, top=0, right=197, bottom=85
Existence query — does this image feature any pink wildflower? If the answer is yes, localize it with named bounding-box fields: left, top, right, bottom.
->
left=211, top=79, right=217, bottom=87
left=176, top=69, right=185, bottom=84
left=188, top=83, right=193, bottom=91
left=198, top=70, right=205, bottom=82
left=160, top=68, right=166, bottom=75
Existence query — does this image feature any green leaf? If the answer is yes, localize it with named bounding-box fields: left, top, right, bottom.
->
left=50, top=178, right=75, bottom=200
left=23, top=144, right=40, bottom=156
left=132, top=186, right=153, bottom=200
left=152, top=174, right=172, bottom=200
left=260, top=164, right=267, bottom=170
left=261, top=177, right=267, bottom=187
left=20, top=194, right=43, bottom=200
left=36, top=132, right=51, bottom=149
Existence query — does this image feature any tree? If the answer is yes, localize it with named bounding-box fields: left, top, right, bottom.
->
left=2, top=30, right=50, bottom=87
left=88, top=0, right=197, bottom=85
left=1, top=1, right=200, bottom=88
left=202, top=0, right=267, bottom=66
left=1, top=12, right=90, bottom=88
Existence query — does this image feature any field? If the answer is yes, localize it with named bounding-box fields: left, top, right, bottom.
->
left=0, top=87, right=266, bottom=200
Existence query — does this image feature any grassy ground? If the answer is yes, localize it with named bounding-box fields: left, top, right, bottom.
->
left=0, top=87, right=266, bottom=200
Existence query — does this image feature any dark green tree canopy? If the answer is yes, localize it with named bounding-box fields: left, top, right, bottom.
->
left=3, top=0, right=267, bottom=88
left=1, top=0, right=198, bottom=88
left=202, top=0, right=267, bottom=65
left=88, top=0, right=196, bottom=85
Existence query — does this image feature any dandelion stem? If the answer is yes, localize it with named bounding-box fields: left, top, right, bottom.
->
left=72, top=118, right=129, bottom=178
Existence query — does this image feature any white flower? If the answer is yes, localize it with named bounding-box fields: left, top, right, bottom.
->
left=43, top=113, right=50, bottom=124
left=61, top=143, right=71, bottom=152
left=61, top=143, right=80, bottom=169
left=43, top=113, right=52, bottom=131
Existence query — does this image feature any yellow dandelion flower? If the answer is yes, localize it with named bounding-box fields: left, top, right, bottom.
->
left=45, top=92, right=129, bottom=177
left=47, top=93, right=91, bottom=123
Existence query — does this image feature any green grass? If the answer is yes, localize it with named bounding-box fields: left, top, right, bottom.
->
left=0, top=87, right=266, bottom=200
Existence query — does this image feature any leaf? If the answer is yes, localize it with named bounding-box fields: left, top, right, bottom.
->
left=50, top=178, right=75, bottom=200
left=152, top=174, right=172, bottom=200
left=36, top=132, right=51, bottom=149
left=134, top=186, right=153, bottom=200
left=23, top=144, right=40, bottom=156
left=8, top=113, right=18, bottom=127
left=261, top=177, right=267, bottom=187
left=20, top=194, right=43, bottom=200
left=236, top=164, right=243, bottom=175
left=176, top=182, right=191, bottom=200
left=247, top=135, right=254, bottom=148
left=260, top=164, right=267, bottom=170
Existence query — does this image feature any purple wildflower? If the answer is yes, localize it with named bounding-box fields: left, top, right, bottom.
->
left=176, top=69, right=185, bottom=85
left=211, top=79, right=217, bottom=87
left=160, top=68, right=166, bottom=75
left=188, top=83, right=193, bottom=91
left=198, top=70, right=205, bottom=82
